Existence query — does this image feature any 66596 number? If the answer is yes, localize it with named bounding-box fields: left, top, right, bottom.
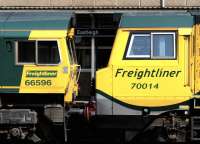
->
left=25, top=80, right=52, bottom=86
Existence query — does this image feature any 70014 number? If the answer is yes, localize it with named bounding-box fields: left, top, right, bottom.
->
left=131, top=83, right=159, bottom=89
left=25, top=80, right=52, bottom=86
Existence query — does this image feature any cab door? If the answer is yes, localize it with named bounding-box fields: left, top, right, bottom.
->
left=19, top=39, right=70, bottom=93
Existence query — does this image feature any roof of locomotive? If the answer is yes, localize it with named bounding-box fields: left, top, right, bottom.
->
left=119, top=11, right=194, bottom=28
left=0, top=11, right=72, bottom=30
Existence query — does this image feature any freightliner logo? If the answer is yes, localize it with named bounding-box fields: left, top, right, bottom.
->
left=115, top=68, right=181, bottom=79
left=26, top=70, right=57, bottom=78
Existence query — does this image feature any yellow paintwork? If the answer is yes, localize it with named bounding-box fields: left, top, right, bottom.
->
left=96, top=67, right=113, bottom=96
left=28, top=30, right=68, bottom=39
left=178, top=28, right=192, bottom=35
left=19, top=29, right=78, bottom=103
left=64, top=65, right=79, bottom=102
left=68, top=28, right=75, bottom=38
left=97, top=28, right=194, bottom=108
left=194, top=24, right=200, bottom=93
left=179, top=105, right=190, bottom=110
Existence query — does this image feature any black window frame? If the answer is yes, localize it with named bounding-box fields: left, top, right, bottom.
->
left=36, top=40, right=61, bottom=66
left=15, top=40, right=61, bottom=65
left=15, top=40, right=36, bottom=65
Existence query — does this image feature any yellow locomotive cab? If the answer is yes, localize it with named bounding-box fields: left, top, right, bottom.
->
left=96, top=12, right=194, bottom=115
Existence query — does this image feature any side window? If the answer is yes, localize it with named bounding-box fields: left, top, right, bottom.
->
left=37, top=41, right=60, bottom=64
left=125, top=32, right=176, bottom=59
left=16, top=41, right=36, bottom=64
left=126, top=34, right=150, bottom=58
left=15, top=40, right=60, bottom=65
left=152, top=33, right=175, bottom=59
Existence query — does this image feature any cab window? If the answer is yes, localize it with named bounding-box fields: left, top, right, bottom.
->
left=16, top=41, right=35, bottom=64
left=152, top=33, right=175, bottom=59
left=15, top=40, right=60, bottom=65
left=126, top=34, right=150, bottom=58
left=37, top=41, right=60, bottom=64
left=126, top=32, right=176, bottom=59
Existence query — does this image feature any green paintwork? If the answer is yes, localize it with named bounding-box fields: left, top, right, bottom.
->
left=119, top=12, right=194, bottom=28
left=0, top=38, right=23, bottom=88
left=1, top=31, right=31, bottom=38
left=0, top=31, right=30, bottom=90
left=0, top=88, right=19, bottom=93
left=0, top=11, right=72, bottom=30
